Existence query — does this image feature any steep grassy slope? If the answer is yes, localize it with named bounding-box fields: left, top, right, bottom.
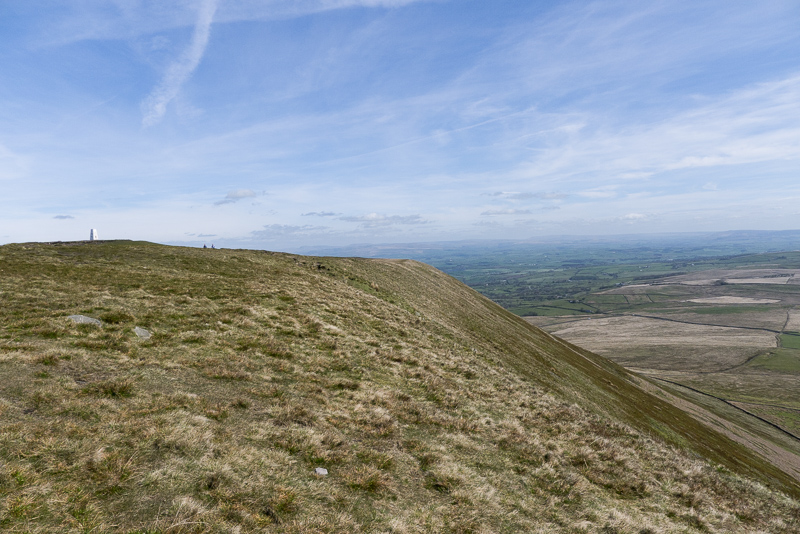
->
left=0, top=241, right=798, bottom=533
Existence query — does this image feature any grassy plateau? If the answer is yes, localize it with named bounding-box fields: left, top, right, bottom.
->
left=0, top=241, right=799, bottom=533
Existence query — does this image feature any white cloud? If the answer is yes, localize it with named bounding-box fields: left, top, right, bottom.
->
left=141, top=0, right=217, bottom=127
left=214, top=189, right=257, bottom=205
left=251, top=224, right=329, bottom=240
left=517, top=73, right=800, bottom=187
left=303, top=211, right=340, bottom=217
left=578, top=186, right=619, bottom=199
left=6, top=1, right=800, bottom=246
left=339, top=213, right=426, bottom=227
left=35, top=0, right=433, bottom=46
left=483, top=191, right=568, bottom=200
left=481, top=209, right=534, bottom=216
left=620, top=212, right=646, bottom=221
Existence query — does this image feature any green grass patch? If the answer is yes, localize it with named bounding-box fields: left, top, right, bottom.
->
left=780, top=334, right=800, bottom=350
left=749, top=349, right=800, bottom=373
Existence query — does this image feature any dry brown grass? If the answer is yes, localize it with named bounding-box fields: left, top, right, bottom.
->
left=545, top=315, right=775, bottom=373
left=549, top=316, right=775, bottom=350
left=0, top=241, right=798, bottom=532
left=688, top=296, right=780, bottom=303
left=660, top=269, right=800, bottom=285
left=786, top=310, right=800, bottom=333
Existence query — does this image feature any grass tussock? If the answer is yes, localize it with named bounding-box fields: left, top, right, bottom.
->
left=82, top=377, right=135, bottom=398
left=0, top=241, right=798, bottom=532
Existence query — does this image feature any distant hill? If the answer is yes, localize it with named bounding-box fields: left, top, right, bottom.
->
left=0, top=241, right=798, bottom=532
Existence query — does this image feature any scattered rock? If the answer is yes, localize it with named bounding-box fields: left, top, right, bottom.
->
left=67, top=315, right=102, bottom=326
left=314, top=467, right=328, bottom=476
left=134, top=326, right=151, bottom=340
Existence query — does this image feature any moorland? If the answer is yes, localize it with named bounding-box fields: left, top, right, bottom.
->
left=1, top=240, right=799, bottom=532
left=325, top=234, right=800, bottom=488
left=308, top=232, right=800, bottom=507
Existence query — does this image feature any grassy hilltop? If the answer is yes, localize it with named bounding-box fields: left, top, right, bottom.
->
left=0, top=241, right=799, bottom=533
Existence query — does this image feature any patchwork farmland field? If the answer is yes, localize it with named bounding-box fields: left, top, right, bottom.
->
left=524, top=257, right=800, bottom=441
left=537, top=315, right=777, bottom=372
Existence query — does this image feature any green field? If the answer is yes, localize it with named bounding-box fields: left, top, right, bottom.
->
left=750, top=349, right=800, bottom=373
left=780, top=334, right=800, bottom=350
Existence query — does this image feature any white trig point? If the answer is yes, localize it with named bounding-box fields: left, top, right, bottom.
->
left=89, top=229, right=99, bottom=241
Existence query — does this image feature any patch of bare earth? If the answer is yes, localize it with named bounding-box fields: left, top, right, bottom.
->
left=549, top=315, right=775, bottom=350
left=546, top=315, right=776, bottom=372
left=662, top=269, right=800, bottom=286
left=785, top=309, right=800, bottom=333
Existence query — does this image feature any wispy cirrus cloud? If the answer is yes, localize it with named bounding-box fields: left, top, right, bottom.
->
left=32, top=0, right=434, bottom=47
left=515, top=74, right=800, bottom=189
left=53, top=215, right=74, bottom=219
left=141, top=0, right=217, bottom=127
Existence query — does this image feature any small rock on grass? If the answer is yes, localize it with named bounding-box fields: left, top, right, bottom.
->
left=315, top=467, right=328, bottom=476
left=68, top=315, right=102, bottom=326
left=134, top=326, right=151, bottom=340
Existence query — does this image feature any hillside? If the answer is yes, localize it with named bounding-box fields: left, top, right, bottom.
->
left=0, top=241, right=798, bottom=533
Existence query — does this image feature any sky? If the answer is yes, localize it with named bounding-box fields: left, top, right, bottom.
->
left=1, top=0, right=800, bottom=251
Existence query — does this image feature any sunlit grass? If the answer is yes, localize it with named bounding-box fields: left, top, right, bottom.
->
left=0, top=241, right=798, bottom=532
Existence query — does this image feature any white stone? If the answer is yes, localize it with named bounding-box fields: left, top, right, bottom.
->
left=68, top=315, right=102, bottom=326
left=314, top=467, right=328, bottom=476
left=134, top=327, right=151, bottom=340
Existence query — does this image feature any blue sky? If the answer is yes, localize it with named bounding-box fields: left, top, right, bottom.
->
left=2, top=0, right=799, bottom=250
